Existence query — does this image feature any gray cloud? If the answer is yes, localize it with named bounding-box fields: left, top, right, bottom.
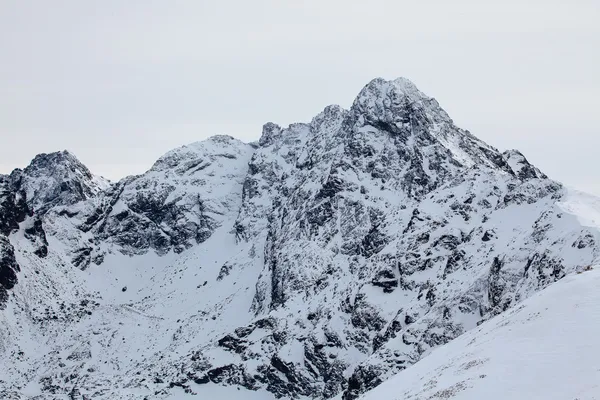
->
left=1, top=0, right=598, bottom=193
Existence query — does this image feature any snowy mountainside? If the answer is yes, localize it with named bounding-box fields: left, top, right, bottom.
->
left=1, top=77, right=600, bottom=399
left=44, top=135, right=254, bottom=267
left=0, top=150, right=108, bottom=308
left=358, top=267, right=600, bottom=400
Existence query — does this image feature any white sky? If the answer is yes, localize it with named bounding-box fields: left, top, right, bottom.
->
left=1, top=1, right=599, bottom=193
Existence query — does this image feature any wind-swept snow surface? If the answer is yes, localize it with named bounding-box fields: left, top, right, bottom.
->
left=359, top=268, right=600, bottom=400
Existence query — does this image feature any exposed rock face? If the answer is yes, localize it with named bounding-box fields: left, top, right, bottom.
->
left=0, top=178, right=29, bottom=237
left=1, top=77, right=599, bottom=400
left=0, top=151, right=107, bottom=306
left=190, top=78, right=585, bottom=400
left=0, top=178, right=28, bottom=309
left=0, top=236, right=19, bottom=309
left=11, top=150, right=108, bottom=214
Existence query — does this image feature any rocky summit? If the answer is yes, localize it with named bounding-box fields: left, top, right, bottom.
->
left=1, top=77, right=599, bottom=400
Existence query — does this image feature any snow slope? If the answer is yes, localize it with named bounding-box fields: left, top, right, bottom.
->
left=359, top=268, right=600, bottom=400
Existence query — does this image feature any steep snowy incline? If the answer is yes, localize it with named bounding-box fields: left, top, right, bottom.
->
left=358, top=268, right=600, bottom=400
left=0, top=221, right=267, bottom=399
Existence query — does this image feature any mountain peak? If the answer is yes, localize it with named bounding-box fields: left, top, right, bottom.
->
left=23, top=150, right=90, bottom=178
left=365, top=77, right=423, bottom=99
left=502, top=149, right=547, bottom=180
left=150, top=135, right=251, bottom=174
left=354, top=77, right=427, bottom=106
left=11, top=150, right=108, bottom=213
left=259, top=122, right=283, bottom=146
left=351, top=76, right=451, bottom=127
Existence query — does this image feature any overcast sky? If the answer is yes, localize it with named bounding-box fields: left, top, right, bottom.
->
left=1, top=1, right=599, bottom=193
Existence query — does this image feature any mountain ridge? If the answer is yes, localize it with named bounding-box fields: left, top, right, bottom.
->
left=0, top=77, right=598, bottom=400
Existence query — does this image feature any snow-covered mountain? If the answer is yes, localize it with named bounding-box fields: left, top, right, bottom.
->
left=1, top=77, right=599, bottom=400
left=0, top=150, right=108, bottom=306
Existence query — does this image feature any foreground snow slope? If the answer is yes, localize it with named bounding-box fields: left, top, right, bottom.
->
left=360, top=268, right=600, bottom=400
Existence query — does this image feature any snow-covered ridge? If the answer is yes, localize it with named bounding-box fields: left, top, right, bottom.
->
left=1, top=77, right=600, bottom=400
left=44, top=135, right=255, bottom=267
